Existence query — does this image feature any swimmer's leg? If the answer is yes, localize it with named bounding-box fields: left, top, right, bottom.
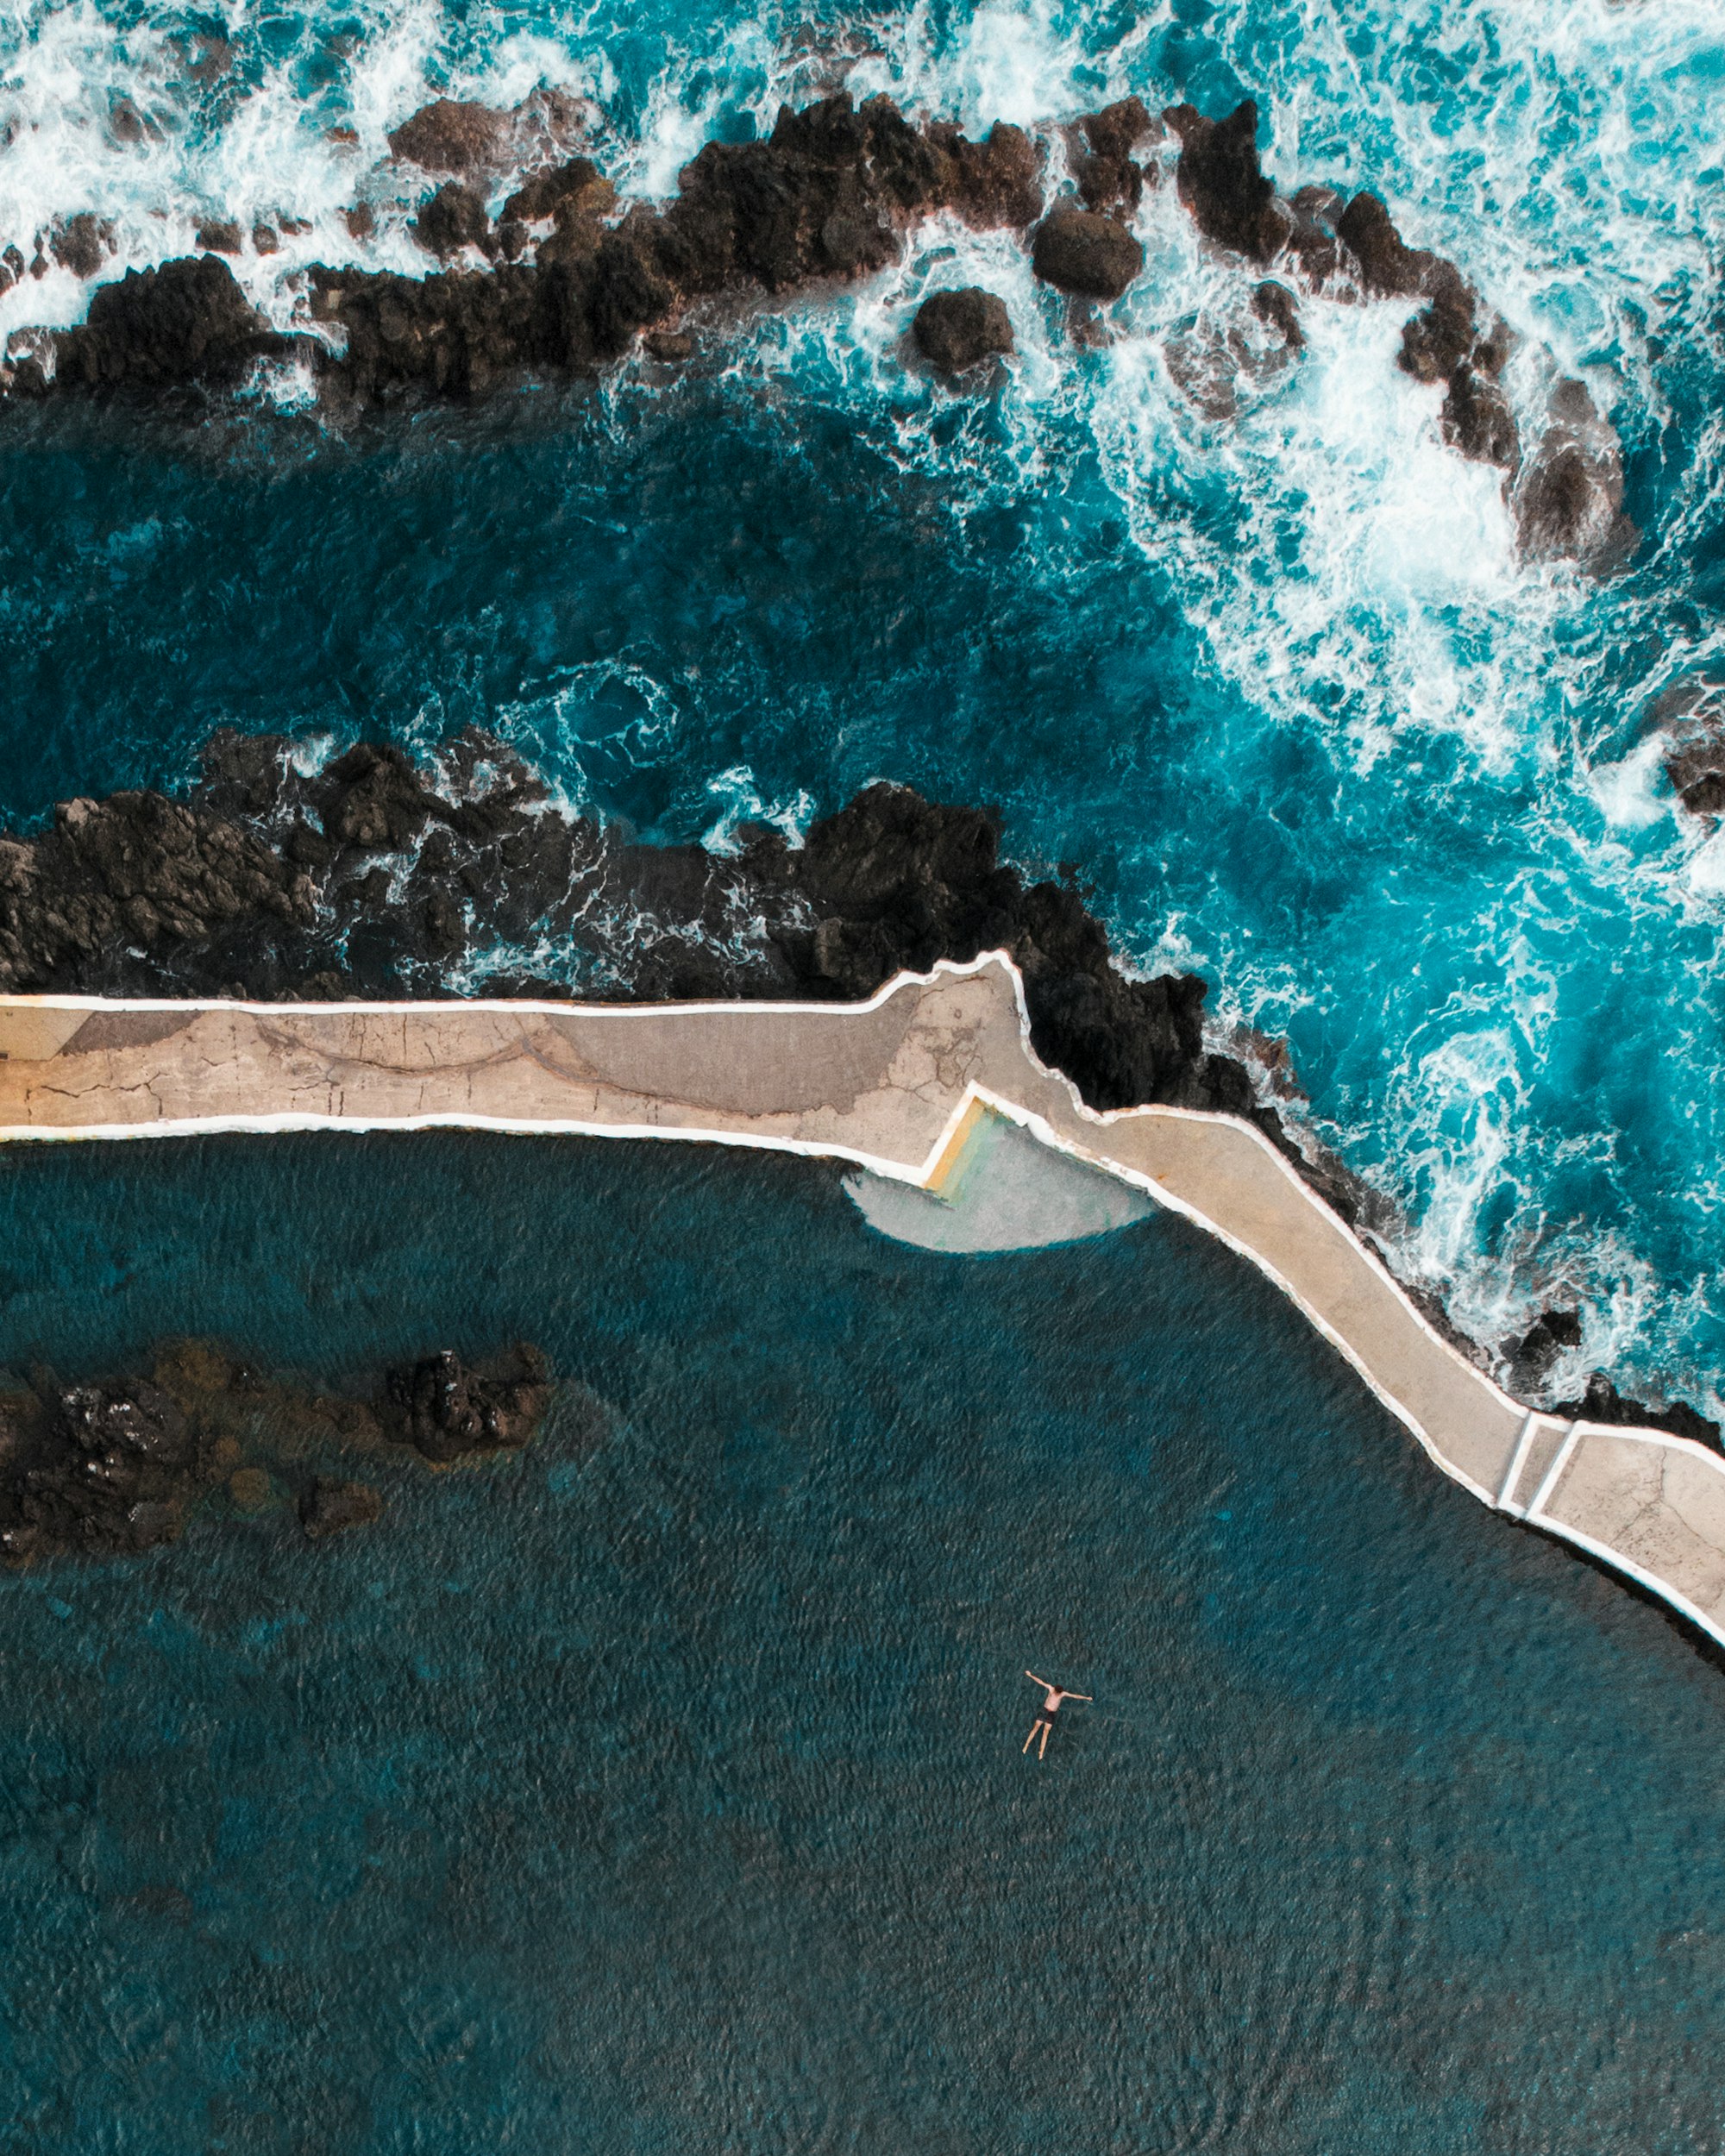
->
left=1038, top=1720, right=1051, bottom=1758
left=1023, top=1721, right=1043, bottom=1754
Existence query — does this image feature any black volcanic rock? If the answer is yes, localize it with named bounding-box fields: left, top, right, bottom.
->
left=0, top=83, right=1604, bottom=542
left=1335, top=191, right=1440, bottom=298
left=1502, top=1307, right=1584, bottom=1395
left=6, top=94, right=1043, bottom=411
left=1663, top=714, right=1725, bottom=818
left=913, top=286, right=1014, bottom=373
left=1031, top=204, right=1144, bottom=298
left=1071, top=97, right=1153, bottom=214
left=388, top=99, right=511, bottom=176
left=1165, top=100, right=1284, bottom=263
left=1515, top=376, right=1634, bottom=565
left=414, top=181, right=496, bottom=260
left=55, top=255, right=291, bottom=389
left=384, top=1346, right=550, bottom=1463
left=309, top=262, right=541, bottom=399
left=0, top=784, right=318, bottom=989
left=0, top=1336, right=559, bottom=1563
left=0, top=732, right=1280, bottom=1143
left=51, top=212, right=115, bottom=278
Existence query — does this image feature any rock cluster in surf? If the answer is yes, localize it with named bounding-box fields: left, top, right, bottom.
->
left=0, top=87, right=1627, bottom=561
left=0, top=1338, right=556, bottom=1564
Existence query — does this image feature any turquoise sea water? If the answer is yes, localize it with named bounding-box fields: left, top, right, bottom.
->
left=3, top=1132, right=1724, bottom=2152
left=3, top=0, right=1724, bottom=1410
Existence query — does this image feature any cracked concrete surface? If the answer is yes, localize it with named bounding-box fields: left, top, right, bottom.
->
left=0, top=950, right=1720, bottom=1647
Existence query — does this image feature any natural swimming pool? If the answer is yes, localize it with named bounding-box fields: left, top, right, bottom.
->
left=1, top=1132, right=1721, bottom=2153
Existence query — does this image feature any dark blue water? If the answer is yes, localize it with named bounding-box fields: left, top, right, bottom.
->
left=2, top=1134, right=1722, bottom=2152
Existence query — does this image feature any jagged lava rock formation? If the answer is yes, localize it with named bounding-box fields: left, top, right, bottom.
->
left=0, top=87, right=1629, bottom=562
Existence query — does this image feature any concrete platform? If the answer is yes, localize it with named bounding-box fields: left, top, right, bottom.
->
left=0, top=953, right=1717, bottom=1645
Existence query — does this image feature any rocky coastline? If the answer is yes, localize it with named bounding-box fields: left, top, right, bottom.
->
left=0, top=723, right=1710, bottom=1447
left=0, top=1338, right=556, bottom=1564
left=0, top=88, right=1628, bottom=563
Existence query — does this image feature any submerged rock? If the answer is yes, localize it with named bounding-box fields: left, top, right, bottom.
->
left=912, top=286, right=1014, bottom=373
left=299, top=1477, right=384, bottom=1539
left=0, top=1335, right=558, bottom=1564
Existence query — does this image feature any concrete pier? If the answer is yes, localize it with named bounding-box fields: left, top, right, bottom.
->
left=0, top=953, right=1719, bottom=1645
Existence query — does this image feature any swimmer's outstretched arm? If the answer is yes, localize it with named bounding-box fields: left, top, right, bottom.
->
left=1064, top=1690, right=1092, bottom=1701
left=1026, top=1670, right=1050, bottom=1687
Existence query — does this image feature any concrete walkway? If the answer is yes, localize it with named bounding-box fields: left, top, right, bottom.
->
left=0, top=953, right=1719, bottom=1645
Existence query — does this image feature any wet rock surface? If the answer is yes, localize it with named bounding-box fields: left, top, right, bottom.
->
left=303, top=96, right=1043, bottom=404
left=1030, top=204, right=1145, bottom=299
left=1663, top=712, right=1725, bottom=818
left=386, top=99, right=512, bottom=177
left=0, top=1337, right=558, bottom=1564
left=0, top=86, right=1623, bottom=560
left=912, top=286, right=1014, bottom=373
left=53, top=255, right=294, bottom=391
left=1070, top=98, right=1154, bottom=216
left=299, top=1476, right=384, bottom=1539
left=383, top=1346, right=551, bottom=1464
left=1166, top=100, right=1285, bottom=264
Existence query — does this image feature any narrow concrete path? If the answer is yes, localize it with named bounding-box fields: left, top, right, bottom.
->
left=0, top=954, right=1718, bottom=1646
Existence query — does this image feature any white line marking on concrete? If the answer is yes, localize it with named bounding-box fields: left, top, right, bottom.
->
left=1497, top=1411, right=1542, bottom=1516
left=1525, top=1421, right=1584, bottom=1525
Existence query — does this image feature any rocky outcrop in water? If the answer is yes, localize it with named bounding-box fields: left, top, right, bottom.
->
left=52, top=255, right=295, bottom=391
left=0, top=1338, right=556, bottom=1564
left=912, top=286, right=1014, bottom=373
left=1069, top=98, right=1155, bottom=216
left=1552, top=1370, right=1721, bottom=1451
left=0, top=85, right=1626, bottom=560
left=1158, top=99, right=1637, bottom=565
left=1663, top=711, right=1725, bottom=818
left=1031, top=204, right=1145, bottom=300
left=384, top=1346, right=551, bottom=1464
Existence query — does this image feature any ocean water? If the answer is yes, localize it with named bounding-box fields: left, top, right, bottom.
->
left=2, top=1131, right=1724, bottom=2153
left=3, top=0, right=1723, bottom=1415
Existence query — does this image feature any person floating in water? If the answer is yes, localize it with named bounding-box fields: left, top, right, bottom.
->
left=1022, top=1670, right=1090, bottom=1758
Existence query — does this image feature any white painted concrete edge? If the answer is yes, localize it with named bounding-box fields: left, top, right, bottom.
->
left=3, top=950, right=1721, bottom=1649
